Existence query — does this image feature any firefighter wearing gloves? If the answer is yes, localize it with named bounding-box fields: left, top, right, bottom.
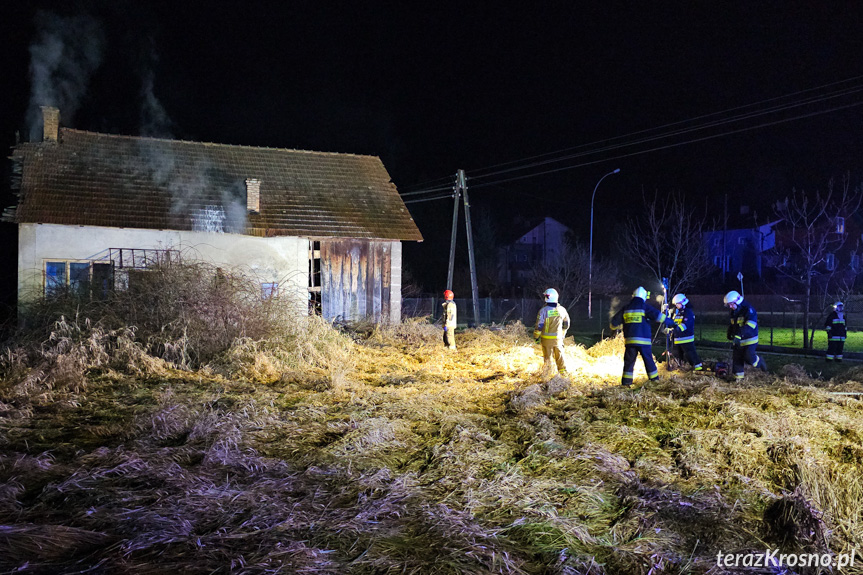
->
left=724, top=290, right=768, bottom=379
left=442, top=290, right=457, bottom=350
left=825, top=301, right=847, bottom=361
left=533, top=288, right=570, bottom=377
left=610, top=286, right=675, bottom=387
left=668, top=293, right=703, bottom=371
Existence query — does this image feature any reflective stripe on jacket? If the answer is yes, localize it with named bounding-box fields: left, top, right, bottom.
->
left=442, top=301, right=457, bottom=328
left=730, top=298, right=759, bottom=346
left=671, top=307, right=696, bottom=344
left=534, top=304, right=571, bottom=340
left=611, top=297, right=672, bottom=346
left=825, top=310, right=847, bottom=340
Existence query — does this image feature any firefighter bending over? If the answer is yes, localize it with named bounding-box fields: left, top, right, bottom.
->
left=825, top=301, right=846, bottom=361
left=668, top=293, right=703, bottom=371
left=611, top=286, right=675, bottom=387
left=442, top=290, right=457, bottom=350
left=724, top=290, right=768, bottom=379
left=533, top=288, right=570, bottom=377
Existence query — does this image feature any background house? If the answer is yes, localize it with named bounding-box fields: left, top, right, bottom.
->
left=498, top=217, right=572, bottom=295
left=4, top=107, right=423, bottom=324
left=703, top=218, right=780, bottom=280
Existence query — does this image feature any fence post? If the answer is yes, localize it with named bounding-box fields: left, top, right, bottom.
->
left=770, top=296, right=774, bottom=346
left=598, top=298, right=603, bottom=333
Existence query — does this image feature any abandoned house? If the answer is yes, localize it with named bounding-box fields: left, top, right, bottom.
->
left=4, top=106, right=423, bottom=323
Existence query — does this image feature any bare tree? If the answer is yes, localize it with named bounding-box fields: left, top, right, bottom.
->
left=767, top=175, right=862, bottom=349
left=525, top=240, right=622, bottom=311
left=619, top=191, right=712, bottom=301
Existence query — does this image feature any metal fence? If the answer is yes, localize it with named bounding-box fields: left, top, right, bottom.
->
left=403, top=294, right=861, bottom=340
left=403, top=296, right=635, bottom=335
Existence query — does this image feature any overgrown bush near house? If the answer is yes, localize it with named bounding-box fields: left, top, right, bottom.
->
left=9, top=263, right=309, bottom=372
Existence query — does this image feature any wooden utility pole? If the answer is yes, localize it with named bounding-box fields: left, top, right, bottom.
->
left=459, top=170, right=481, bottom=326
left=446, top=178, right=461, bottom=291
left=445, top=170, right=481, bottom=326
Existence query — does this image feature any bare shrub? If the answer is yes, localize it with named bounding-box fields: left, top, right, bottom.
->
left=4, top=315, right=159, bottom=395
left=10, top=263, right=311, bottom=372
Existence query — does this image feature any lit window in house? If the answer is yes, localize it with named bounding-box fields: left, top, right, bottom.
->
left=852, top=253, right=860, bottom=272
left=835, top=217, right=845, bottom=234
left=826, top=253, right=835, bottom=271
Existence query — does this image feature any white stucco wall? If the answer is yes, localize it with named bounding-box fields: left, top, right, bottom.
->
left=389, top=240, right=402, bottom=324
left=18, top=223, right=309, bottom=311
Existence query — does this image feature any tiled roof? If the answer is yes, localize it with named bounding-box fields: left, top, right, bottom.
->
left=6, top=128, right=423, bottom=241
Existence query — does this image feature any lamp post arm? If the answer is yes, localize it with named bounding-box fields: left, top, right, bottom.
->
left=588, top=168, right=620, bottom=319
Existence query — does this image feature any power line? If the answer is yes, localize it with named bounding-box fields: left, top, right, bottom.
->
left=468, top=100, right=863, bottom=190
left=403, top=192, right=457, bottom=205
left=399, top=76, right=863, bottom=203
left=399, top=183, right=455, bottom=197
left=466, top=75, right=863, bottom=178
left=470, top=83, right=863, bottom=181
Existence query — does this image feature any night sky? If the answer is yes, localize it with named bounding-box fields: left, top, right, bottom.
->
left=2, top=2, right=863, bottom=302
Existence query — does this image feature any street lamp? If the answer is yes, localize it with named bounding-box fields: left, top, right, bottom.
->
left=588, top=168, right=620, bottom=319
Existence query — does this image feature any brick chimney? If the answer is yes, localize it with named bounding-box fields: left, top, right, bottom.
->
left=41, top=106, right=60, bottom=142
left=246, top=178, right=261, bottom=213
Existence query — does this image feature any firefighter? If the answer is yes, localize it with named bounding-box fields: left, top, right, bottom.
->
left=668, top=293, right=703, bottom=371
left=825, top=301, right=847, bottom=361
left=533, top=288, right=570, bottom=377
left=610, top=286, right=675, bottom=387
left=724, top=290, right=768, bottom=380
left=442, top=290, right=457, bottom=350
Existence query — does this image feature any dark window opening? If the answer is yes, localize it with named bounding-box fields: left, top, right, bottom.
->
left=309, top=240, right=322, bottom=315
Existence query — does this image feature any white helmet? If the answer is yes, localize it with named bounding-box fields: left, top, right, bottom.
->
left=543, top=288, right=559, bottom=303
left=632, top=286, right=648, bottom=300
left=835, top=301, right=844, bottom=309
left=672, top=293, right=689, bottom=307
left=724, top=290, right=743, bottom=307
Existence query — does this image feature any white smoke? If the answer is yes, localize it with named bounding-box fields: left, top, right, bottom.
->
left=192, top=205, right=228, bottom=233
left=139, top=36, right=173, bottom=138
left=26, top=11, right=105, bottom=141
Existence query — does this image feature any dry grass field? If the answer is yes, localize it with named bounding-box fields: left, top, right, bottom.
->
left=2, top=298, right=863, bottom=573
